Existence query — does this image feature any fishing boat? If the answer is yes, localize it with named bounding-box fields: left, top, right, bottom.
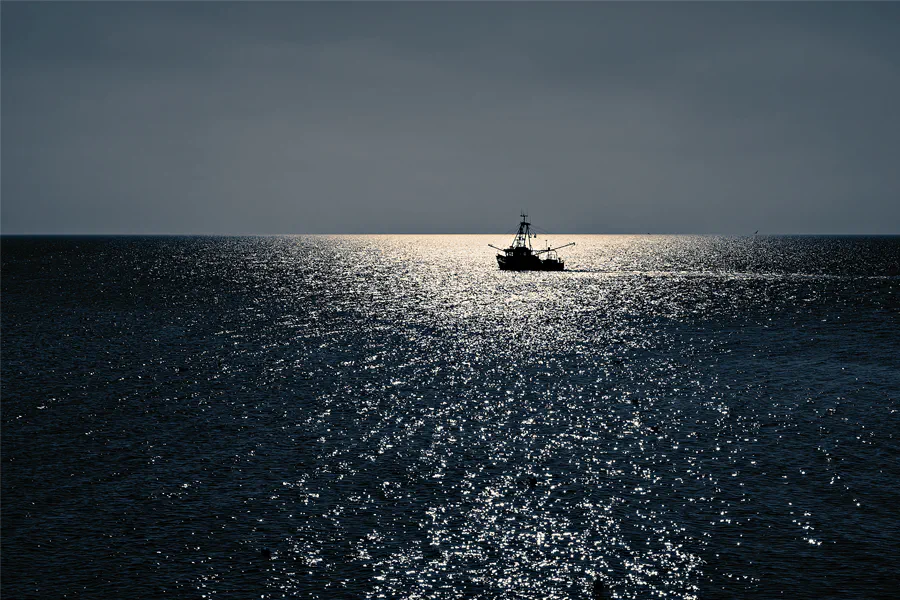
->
left=490, top=213, right=574, bottom=271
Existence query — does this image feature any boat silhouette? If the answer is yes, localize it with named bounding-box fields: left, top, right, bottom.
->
left=489, top=213, right=574, bottom=271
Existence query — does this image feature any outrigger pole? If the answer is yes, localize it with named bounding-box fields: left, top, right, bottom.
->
left=533, top=242, right=575, bottom=255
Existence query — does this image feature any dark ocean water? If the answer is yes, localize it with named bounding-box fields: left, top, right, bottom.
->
left=2, top=235, right=899, bottom=599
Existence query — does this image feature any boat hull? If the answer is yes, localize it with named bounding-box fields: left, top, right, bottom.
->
left=497, top=255, right=564, bottom=271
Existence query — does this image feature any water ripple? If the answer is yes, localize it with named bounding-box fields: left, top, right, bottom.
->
left=2, top=235, right=899, bottom=598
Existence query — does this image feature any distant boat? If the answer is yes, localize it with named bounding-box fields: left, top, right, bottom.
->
left=489, top=213, right=574, bottom=271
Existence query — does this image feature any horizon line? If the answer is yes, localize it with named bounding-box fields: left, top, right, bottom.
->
left=2, top=232, right=898, bottom=237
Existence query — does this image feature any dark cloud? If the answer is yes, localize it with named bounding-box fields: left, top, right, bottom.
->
left=3, top=2, right=899, bottom=234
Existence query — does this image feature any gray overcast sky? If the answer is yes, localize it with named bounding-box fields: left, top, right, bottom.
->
left=2, top=2, right=899, bottom=234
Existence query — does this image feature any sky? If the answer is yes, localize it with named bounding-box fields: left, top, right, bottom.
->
left=2, top=2, right=899, bottom=235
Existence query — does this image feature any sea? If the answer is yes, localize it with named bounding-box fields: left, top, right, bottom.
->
left=2, top=235, right=899, bottom=599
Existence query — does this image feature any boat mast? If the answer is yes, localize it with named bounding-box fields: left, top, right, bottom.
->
left=513, top=212, right=533, bottom=250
